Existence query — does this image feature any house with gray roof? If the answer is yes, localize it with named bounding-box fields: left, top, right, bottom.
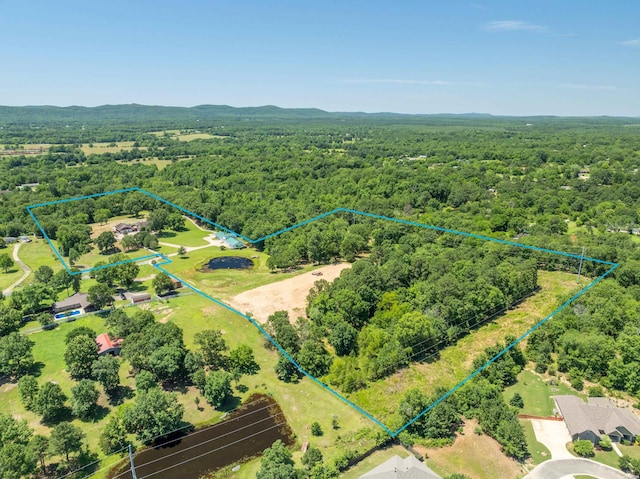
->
left=554, top=395, right=640, bottom=445
left=359, top=455, right=442, bottom=479
left=53, top=292, right=93, bottom=314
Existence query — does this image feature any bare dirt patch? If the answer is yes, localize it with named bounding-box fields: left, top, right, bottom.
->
left=226, top=263, right=351, bottom=323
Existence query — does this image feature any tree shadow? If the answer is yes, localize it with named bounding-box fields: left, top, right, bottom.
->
left=108, top=385, right=134, bottom=406
left=27, top=361, right=45, bottom=378
left=41, top=406, right=74, bottom=426
left=218, top=394, right=241, bottom=413
left=101, top=246, right=122, bottom=256
left=158, top=231, right=177, bottom=239
left=86, top=404, right=110, bottom=422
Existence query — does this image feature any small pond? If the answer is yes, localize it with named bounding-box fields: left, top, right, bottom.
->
left=111, top=394, right=294, bottom=479
left=200, top=256, right=254, bottom=272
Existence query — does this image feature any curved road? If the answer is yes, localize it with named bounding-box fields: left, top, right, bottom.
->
left=525, top=458, right=633, bottom=479
left=2, top=243, right=31, bottom=296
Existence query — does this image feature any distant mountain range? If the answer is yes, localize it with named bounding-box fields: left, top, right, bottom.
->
left=0, top=104, right=637, bottom=126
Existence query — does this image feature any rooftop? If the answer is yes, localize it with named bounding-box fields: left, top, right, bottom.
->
left=360, top=455, right=441, bottom=479
left=555, top=395, right=640, bottom=439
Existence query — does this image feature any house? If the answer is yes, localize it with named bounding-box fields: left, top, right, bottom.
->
left=96, top=333, right=123, bottom=356
left=359, top=455, right=442, bottom=479
left=554, top=395, right=640, bottom=445
left=3, top=237, right=17, bottom=244
left=130, top=292, right=151, bottom=305
left=53, top=292, right=93, bottom=314
left=113, top=223, right=136, bottom=235
left=216, top=231, right=245, bottom=249
left=170, top=277, right=182, bottom=289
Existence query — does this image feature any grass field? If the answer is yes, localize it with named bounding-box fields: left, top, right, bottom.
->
left=79, top=141, right=148, bottom=155
left=504, top=369, right=583, bottom=417
left=156, top=218, right=212, bottom=247
left=423, top=419, right=524, bottom=479
left=0, top=244, right=26, bottom=290
left=589, top=443, right=640, bottom=468
left=347, top=271, right=584, bottom=426
left=520, top=419, right=551, bottom=464
left=148, top=130, right=219, bottom=141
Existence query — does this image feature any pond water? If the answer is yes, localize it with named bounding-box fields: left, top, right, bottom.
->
left=110, top=394, right=293, bottom=479
left=200, top=256, right=254, bottom=271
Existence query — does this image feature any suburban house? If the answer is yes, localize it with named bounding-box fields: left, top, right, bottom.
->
left=216, top=231, right=245, bottom=249
left=96, top=333, right=123, bottom=356
left=359, top=455, right=442, bottom=479
left=53, top=292, right=93, bottom=314
left=112, top=221, right=147, bottom=236
left=554, top=395, right=640, bottom=445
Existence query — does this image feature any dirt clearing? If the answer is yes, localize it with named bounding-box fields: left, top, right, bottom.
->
left=227, top=263, right=351, bottom=323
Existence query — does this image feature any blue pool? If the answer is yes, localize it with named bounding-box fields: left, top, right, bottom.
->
left=54, top=309, right=82, bottom=320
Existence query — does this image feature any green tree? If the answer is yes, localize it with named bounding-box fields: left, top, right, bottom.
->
left=0, top=443, right=36, bottom=479
left=148, top=345, right=185, bottom=383
left=29, top=434, right=49, bottom=472
left=298, top=341, right=332, bottom=377
left=152, top=272, right=173, bottom=296
left=328, top=321, right=358, bottom=356
left=92, top=354, right=121, bottom=393
left=64, top=334, right=98, bottom=379
left=0, top=253, right=14, bottom=273
left=0, top=332, right=35, bottom=379
left=70, top=379, right=99, bottom=420
left=496, top=419, right=528, bottom=460
left=194, top=329, right=228, bottom=369
left=311, top=421, right=323, bottom=436
left=34, top=382, right=67, bottom=423
left=34, top=265, right=54, bottom=284
left=229, top=344, right=260, bottom=375
left=148, top=209, right=169, bottom=232
left=94, top=208, right=111, bottom=225
left=99, top=413, right=129, bottom=455
left=302, top=446, right=323, bottom=470
left=177, top=246, right=187, bottom=258
left=18, top=375, right=39, bottom=410
left=256, top=439, right=297, bottom=479
left=0, top=305, right=22, bottom=336
left=599, top=434, right=612, bottom=451
left=135, top=369, right=157, bottom=391
left=573, top=439, right=594, bottom=457
left=509, top=393, right=524, bottom=409
left=65, top=326, right=96, bottom=344
left=204, top=370, right=233, bottom=408
left=124, top=388, right=185, bottom=444
left=121, top=234, right=138, bottom=252
left=49, top=422, right=85, bottom=463
left=87, top=283, right=114, bottom=310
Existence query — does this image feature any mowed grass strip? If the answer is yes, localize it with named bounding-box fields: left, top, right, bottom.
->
left=520, top=419, right=551, bottom=465
left=347, top=271, right=583, bottom=425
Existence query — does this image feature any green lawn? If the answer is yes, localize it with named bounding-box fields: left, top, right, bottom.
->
left=590, top=443, right=640, bottom=469
left=156, top=218, right=212, bottom=248
left=504, top=369, right=583, bottom=417
left=520, top=419, right=551, bottom=464
left=20, top=240, right=65, bottom=278
left=0, top=245, right=26, bottom=290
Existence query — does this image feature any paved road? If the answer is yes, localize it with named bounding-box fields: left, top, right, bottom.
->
left=2, top=243, right=31, bottom=296
left=525, top=458, right=633, bottom=479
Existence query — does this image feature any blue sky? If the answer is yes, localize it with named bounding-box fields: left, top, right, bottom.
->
left=1, top=0, right=638, bottom=115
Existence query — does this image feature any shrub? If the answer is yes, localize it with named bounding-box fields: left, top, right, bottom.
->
left=509, top=393, right=524, bottom=409
left=311, top=421, right=323, bottom=436
left=588, top=386, right=604, bottom=397
left=599, top=434, right=612, bottom=451
left=574, top=439, right=594, bottom=457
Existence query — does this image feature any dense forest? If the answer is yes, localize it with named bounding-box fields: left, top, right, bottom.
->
left=1, top=105, right=640, bottom=476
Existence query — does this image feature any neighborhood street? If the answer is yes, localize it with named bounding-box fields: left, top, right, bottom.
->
left=524, top=458, right=633, bottom=479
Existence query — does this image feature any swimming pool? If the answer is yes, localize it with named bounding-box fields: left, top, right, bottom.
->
left=54, top=309, right=82, bottom=320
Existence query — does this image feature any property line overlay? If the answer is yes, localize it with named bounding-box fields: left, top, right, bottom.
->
left=27, top=188, right=619, bottom=436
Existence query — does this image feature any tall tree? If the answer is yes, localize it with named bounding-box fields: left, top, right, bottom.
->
left=0, top=332, right=35, bottom=379
left=34, top=382, right=67, bottom=423
left=92, top=354, right=121, bottom=393
left=194, top=330, right=228, bottom=369
left=64, top=335, right=98, bottom=379
left=123, top=388, right=184, bottom=444
left=49, top=422, right=85, bottom=463
left=70, top=380, right=99, bottom=420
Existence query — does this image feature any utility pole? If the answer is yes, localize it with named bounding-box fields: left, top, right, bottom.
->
left=577, top=246, right=585, bottom=284
left=128, top=444, right=138, bottom=479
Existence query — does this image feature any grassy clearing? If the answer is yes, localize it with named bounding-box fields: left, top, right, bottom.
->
left=504, top=369, right=583, bottom=416
left=148, top=130, right=220, bottom=141
left=116, top=157, right=192, bottom=170
left=80, top=142, right=147, bottom=155
left=422, top=419, right=524, bottom=479
left=347, top=271, right=583, bottom=425
left=162, top=245, right=323, bottom=300
left=520, top=419, right=551, bottom=464
left=0, top=245, right=26, bottom=290
left=157, top=219, right=211, bottom=247
left=589, top=443, right=640, bottom=469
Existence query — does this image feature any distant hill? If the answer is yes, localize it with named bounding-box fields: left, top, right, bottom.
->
left=0, top=104, right=637, bottom=127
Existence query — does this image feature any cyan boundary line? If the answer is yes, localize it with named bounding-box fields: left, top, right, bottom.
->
left=393, top=262, right=618, bottom=436
left=151, top=255, right=394, bottom=435
left=26, top=189, right=619, bottom=435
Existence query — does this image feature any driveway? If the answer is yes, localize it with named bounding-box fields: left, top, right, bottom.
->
left=525, top=458, right=633, bottom=479
left=530, top=419, right=574, bottom=459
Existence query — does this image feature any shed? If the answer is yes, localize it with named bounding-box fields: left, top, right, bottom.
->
left=96, top=333, right=123, bottom=356
left=170, top=277, right=182, bottom=289
left=216, top=231, right=245, bottom=249
left=130, top=292, right=151, bottom=305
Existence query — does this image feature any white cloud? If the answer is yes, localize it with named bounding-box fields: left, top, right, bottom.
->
left=484, top=20, right=547, bottom=32
left=621, top=39, right=640, bottom=47
left=558, top=84, right=617, bottom=91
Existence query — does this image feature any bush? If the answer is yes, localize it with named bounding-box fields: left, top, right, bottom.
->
left=588, top=386, right=604, bottom=397
left=547, top=366, right=556, bottom=376
left=574, top=439, right=594, bottom=457
left=311, top=421, right=323, bottom=436
left=570, top=376, right=584, bottom=391
left=599, top=434, right=612, bottom=451
left=534, top=363, right=547, bottom=374
left=509, top=393, right=524, bottom=409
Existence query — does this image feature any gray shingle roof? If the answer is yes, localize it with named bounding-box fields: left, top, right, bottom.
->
left=53, top=292, right=92, bottom=312
left=555, top=395, right=640, bottom=439
left=360, top=455, right=442, bottom=479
